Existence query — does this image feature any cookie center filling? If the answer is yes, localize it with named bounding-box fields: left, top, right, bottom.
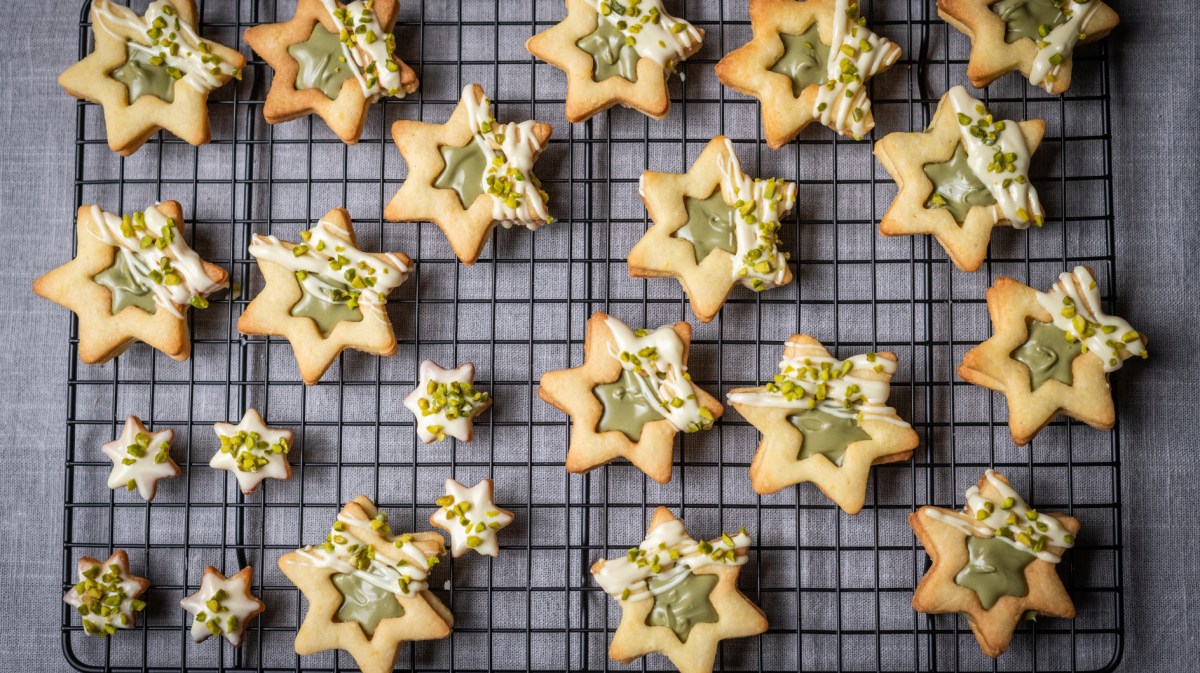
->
left=675, top=190, right=738, bottom=263
left=923, top=143, right=997, bottom=223
left=331, top=572, right=405, bottom=638
left=94, top=251, right=159, bottom=316
left=593, top=370, right=666, bottom=442
left=290, top=279, right=364, bottom=337
left=991, top=0, right=1068, bottom=45
left=788, top=407, right=870, bottom=467
left=769, top=24, right=830, bottom=97
left=645, top=572, right=719, bottom=643
left=954, top=535, right=1034, bottom=610
left=1011, top=319, right=1082, bottom=391
left=112, top=48, right=177, bottom=104
left=434, top=140, right=488, bottom=209
left=577, top=15, right=640, bottom=83
left=289, top=23, right=354, bottom=100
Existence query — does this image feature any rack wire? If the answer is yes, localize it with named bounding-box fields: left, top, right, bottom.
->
left=61, top=0, right=1124, bottom=671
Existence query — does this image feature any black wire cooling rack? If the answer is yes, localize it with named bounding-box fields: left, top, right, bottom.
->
left=61, top=0, right=1125, bottom=671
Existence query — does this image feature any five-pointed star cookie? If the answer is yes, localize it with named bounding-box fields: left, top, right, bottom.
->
left=33, top=201, right=229, bottom=364
left=59, top=0, right=245, bottom=156
left=727, top=335, right=918, bottom=513
left=958, top=265, right=1146, bottom=445
left=180, top=565, right=266, bottom=646
left=592, top=507, right=767, bottom=673
left=244, top=0, right=419, bottom=144
left=430, top=478, right=515, bottom=558
left=386, top=84, right=554, bottom=265
left=910, top=470, right=1079, bottom=658
left=526, top=0, right=704, bottom=122
left=404, top=361, right=492, bottom=443
left=874, top=85, right=1046, bottom=272
left=101, top=416, right=181, bottom=501
left=538, top=312, right=723, bottom=484
left=210, top=408, right=294, bottom=495
left=64, top=550, right=150, bottom=638
left=629, top=136, right=797, bottom=323
left=238, top=208, right=413, bottom=385
left=938, top=0, right=1119, bottom=94
left=278, top=496, right=453, bottom=673
left=715, top=0, right=901, bottom=147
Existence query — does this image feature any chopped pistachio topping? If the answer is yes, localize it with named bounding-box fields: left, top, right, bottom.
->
left=219, top=429, right=289, bottom=473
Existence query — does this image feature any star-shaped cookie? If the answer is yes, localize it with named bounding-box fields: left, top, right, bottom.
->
left=238, top=208, right=413, bottom=385
left=101, top=416, right=181, bottom=501
left=715, top=0, right=901, bottom=146
left=958, top=265, right=1146, bottom=445
left=59, top=0, right=245, bottom=155
left=910, top=469, right=1079, bottom=658
left=629, top=136, right=797, bottom=323
left=403, top=361, right=492, bottom=443
left=526, top=0, right=704, bottom=122
left=34, top=201, right=229, bottom=364
left=938, top=0, right=1119, bottom=94
left=180, top=566, right=266, bottom=646
left=874, top=85, right=1046, bottom=272
left=538, top=312, right=723, bottom=484
left=430, top=478, right=515, bottom=558
left=244, top=0, right=419, bottom=144
left=592, top=507, right=767, bottom=673
left=210, top=408, right=293, bottom=495
left=278, top=496, right=453, bottom=673
left=64, top=550, right=150, bottom=638
left=386, top=84, right=554, bottom=265
left=728, top=335, right=918, bottom=513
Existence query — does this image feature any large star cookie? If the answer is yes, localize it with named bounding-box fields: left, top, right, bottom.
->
left=180, top=566, right=266, bottom=646
left=429, top=478, right=514, bottom=558
left=210, top=408, right=294, bottom=495
left=64, top=550, right=150, bottom=638
left=101, top=416, right=181, bottom=501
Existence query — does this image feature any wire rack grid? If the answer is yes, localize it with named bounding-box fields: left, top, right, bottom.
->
left=60, top=0, right=1125, bottom=671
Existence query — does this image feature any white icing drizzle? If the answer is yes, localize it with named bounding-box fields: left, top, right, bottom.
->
left=1034, top=265, right=1145, bottom=371
left=593, top=518, right=750, bottom=603
left=92, top=0, right=240, bottom=93
left=210, top=409, right=292, bottom=495
left=315, top=0, right=407, bottom=99
left=924, top=469, right=1076, bottom=563
left=604, top=316, right=712, bottom=433
left=1028, top=0, right=1100, bottom=92
left=64, top=555, right=147, bottom=637
left=180, top=569, right=263, bottom=645
left=713, top=138, right=797, bottom=291
left=87, top=204, right=225, bottom=319
left=812, top=0, right=900, bottom=139
left=459, top=85, right=553, bottom=229
left=403, top=361, right=490, bottom=443
left=945, top=86, right=1044, bottom=228
left=590, top=0, right=702, bottom=73
left=431, top=478, right=514, bottom=557
left=101, top=416, right=178, bottom=501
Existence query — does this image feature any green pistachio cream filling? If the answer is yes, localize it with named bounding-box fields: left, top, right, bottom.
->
left=1011, top=319, right=1082, bottom=391
left=676, top=190, right=738, bottom=263
left=577, top=15, right=640, bottom=83
left=991, top=0, right=1068, bottom=45
left=955, top=535, right=1035, bottom=610
left=788, top=407, right=871, bottom=467
left=645, top=572, right=719, bottom=643
left=923, top=143, right=996, bottom=223
left=112, top=48, right=178, bottom=104
left=331, top=572, right=405, bottom=638
left=594, top=370, right=666, bottom=441
left=434, top=141, right=488, bottom=208
left=769, top=23, right=830, bottom=97
left=94, top=252, right=159, bottom=315
left=289, top=23, right=355, bottom=100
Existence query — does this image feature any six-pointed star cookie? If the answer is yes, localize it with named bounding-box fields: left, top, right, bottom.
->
left=64, top=550, right=150, bottom=638
left=939, top=0, right=1119, bottom=94
left=101, top=416, right=181, bottom=501
left=59, top=0, right=245, bottom=156
left=239, top=208, right=413, bottom=385
left=592, top=507, right=767, bottom=673
left=958, top=265, right=1146, bottom=445
left=210, top=408, right=294, bottom=495
left=526, top=0, right=704, bottom=122
left=180, top=565, right=266, bottom=645
left=728, top=335, right=918, bottom=513
left=430, top=477, right=515, bottom=558
left=715, top=0, right=901, bottom=146
left=34, top=201, right=229, bottom=364
left=404, top=361, right=492, bottom=443
left=910, top=470, right=1079, bottom=658
left=278, top=496, right=453, bottom=673
left=244, top=0, right=419, bottom=144
left=629, top=136, right=797, bottom=323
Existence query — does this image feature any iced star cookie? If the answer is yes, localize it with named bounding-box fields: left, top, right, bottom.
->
left=386, top=84, right=554, bottom=265
left=938, top=0, right=1119, bottom=94
left=911, top=469, right=1079, bottom=658
left=64, top=551, right=149, bottom=638
left=101, top=416, right=181, bottom=501
left=239, top=208, right=412, bottom=385
left=58, top=0, right=244, bottom=155
left=403, top=361, right=492, bottom=443
left=429, top=478, right=514, bottom=558
left=244, top=0, right=419, bottom=143
left=33, top=202, right=228, bottom=364
left=210, top=409, right=293, bottom=495
left=278, top=496, right=452, bottom=673
left=526, top=0, right=704, bottom=122
left=592, top=507, right=767, bottom=673
left=715, top=0, right=901, bottom=146
left=538, top=313, right=722, bottom=484
left=180, top=566, right=266, bottom=646
left=874, top=86, right=1046, bottom=272
left=958, top=265, right=1146, bottom=445
left=728, top=335, right=918, bottom=513
left=629, top=136, right=797, bottom=323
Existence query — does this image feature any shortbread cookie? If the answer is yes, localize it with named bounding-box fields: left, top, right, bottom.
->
left=59, top=0, right=244, bottom=155
left=911, top=470, right=1079, bottom=658
left=211, top=409, right=293, bottom=495
left=715, top=0, right=901, bottom=146
left=239, top=208, right=412, bottom=385
left=875, top=86, right=1046, bottom=272
left=34, top=202, right=228, bottom=364
left=728, top=335, right=918, bottom=513
left=958, top=265, right=1146, bottom=445
left=526, top=0, right=704, bottom=122
left=244, top=0, right=419, bottom=144
left=101, top=416, right=181, bottom=502
left=64, top=551, right=150, bottom=638
left=180, top=566, right=266, bottom=646
left=538, top=313, right=722, bottom=484
left=278, top=496, right=452, bottom=673
left=430, top=478, right=514, bottom=558
left=938, top=0, right=1118, bottom=94
left=386, top=84, right=554, bottom=265
left=629, top=136, right=797, bottom=323
left=404, top=361, right=491, bottom=443
left=592, top=507, right=767, bottom=673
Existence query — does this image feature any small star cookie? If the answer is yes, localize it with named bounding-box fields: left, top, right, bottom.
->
left=101, top=416, right=181, bottom=501
left=210, top=409, right=294, bottom=495
left=958, top=265, right=1146, bottom=445
left=403, top=361, right=492, bottom=443
left=526, top=0, right=704, bottom=122
left=64, top=551, right=150, bottom=638
left=430, top=478, right=515, bottom=558
left=180, top=566, right=266, bottom=646
left=58, top=0, right=245, bottom=155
